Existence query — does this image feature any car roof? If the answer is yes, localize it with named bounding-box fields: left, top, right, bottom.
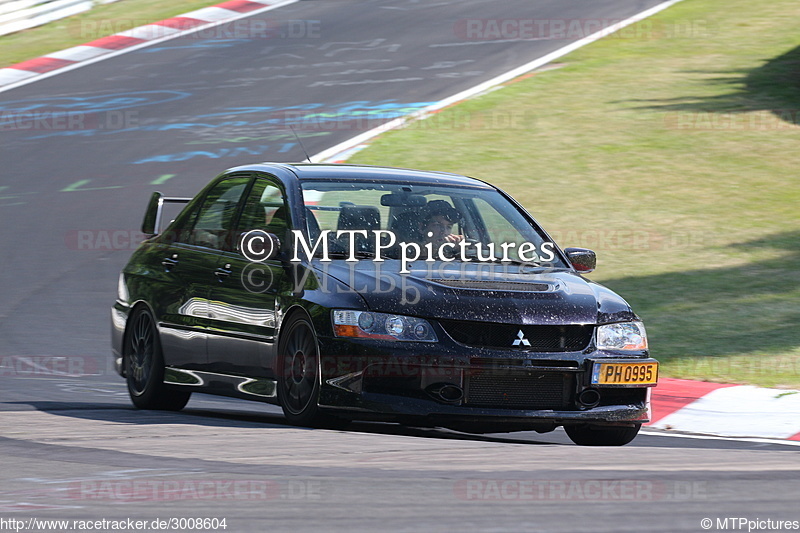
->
left=242, top=162, right=495, bottom=189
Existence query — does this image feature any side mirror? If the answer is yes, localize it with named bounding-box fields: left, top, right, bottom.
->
left=238, top=230, right=282, bottom=262
left=565, top=247, right=596, bottom=273
left=141, top=192, right=191, bottom=236
left=141, top=192, right=163, bottom=235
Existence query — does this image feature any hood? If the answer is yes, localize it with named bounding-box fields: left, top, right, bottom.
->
left=309, top=260, right=637, bottom=326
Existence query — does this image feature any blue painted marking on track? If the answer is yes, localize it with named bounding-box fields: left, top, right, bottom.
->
left=132, top=144, right=284, bottom=164
left=23, top=100, right=437, bottom=140
left=193, top=100, right=436, bottom=120
left=0, top=91, right=192, bottom=126
left=193, top=104, right=325, bottom=119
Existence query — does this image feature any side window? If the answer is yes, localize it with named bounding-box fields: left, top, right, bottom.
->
left=182, top=176, right=250, bottom=249
left=236, top=178, right=289, bottom=236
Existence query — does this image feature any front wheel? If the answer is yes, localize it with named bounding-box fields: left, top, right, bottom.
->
left=124, top=307, right=191, bottom=411
left=277, top=314, right=347, bottom=429
left=564, top=424, right=641, bottom=446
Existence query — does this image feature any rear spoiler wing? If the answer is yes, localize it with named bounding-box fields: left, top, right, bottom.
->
left=141, top=191, right=192, bottom=236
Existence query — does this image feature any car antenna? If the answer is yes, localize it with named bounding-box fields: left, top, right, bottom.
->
left=289, top=124, right=312, bottom=163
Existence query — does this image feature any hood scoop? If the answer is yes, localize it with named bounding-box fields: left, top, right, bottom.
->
left=427, top=278, right=553, bottom=292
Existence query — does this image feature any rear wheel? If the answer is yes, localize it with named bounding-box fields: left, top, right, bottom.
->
left=277, top=314, right=347, bottom=429
left=564, top=424, right=641, bottom=446
left=125, top=307, right=191, bottom=411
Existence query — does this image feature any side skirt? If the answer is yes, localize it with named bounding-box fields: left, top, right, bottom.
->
left=164, top=367, right=279, bottom=405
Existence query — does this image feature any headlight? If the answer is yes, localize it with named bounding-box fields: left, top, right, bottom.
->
left=117, top=273, right=129, bottom=302
left=332, top=310, right=438, bottom=342
left=596, top=321, right=648, bottom=351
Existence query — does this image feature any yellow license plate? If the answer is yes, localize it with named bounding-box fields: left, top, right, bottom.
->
left=592, top=362, right=658, bottom=385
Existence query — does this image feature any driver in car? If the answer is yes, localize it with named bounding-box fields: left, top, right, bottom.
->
left=419, top=200, right=464, bottom=248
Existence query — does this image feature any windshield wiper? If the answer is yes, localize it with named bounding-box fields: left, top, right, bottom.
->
left=491, top=257, right=542, bottom=267
left=319, top=250, right=376, bottom=259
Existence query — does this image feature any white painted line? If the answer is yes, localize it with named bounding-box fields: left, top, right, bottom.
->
left=181, top=6, right=245, bottom=23
left=0, top=68, right=38, bottom=84
left=46, top=45, right=110, bottom=62
left=311, top=0, right=685, bottom=162
left=0, top=0, right=299, bottom=94
left=117, top=23, right=183, bottom=40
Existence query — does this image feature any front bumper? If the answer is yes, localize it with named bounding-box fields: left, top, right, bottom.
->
left=321, top=389, right=650, bottom=430
left=316, top=335, right=655, bottom=431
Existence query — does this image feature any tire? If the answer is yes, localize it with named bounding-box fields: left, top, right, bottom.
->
left=277, top=314, right=347, bottom=429
left=564, top=423, right=641, bottom=446
left=124, top=307, right=191, bottom=411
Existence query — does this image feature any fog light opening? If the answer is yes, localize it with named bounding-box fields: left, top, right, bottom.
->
left=577, top=388, right=601, bottom=408
left=427, top=383, right=464, bottom=403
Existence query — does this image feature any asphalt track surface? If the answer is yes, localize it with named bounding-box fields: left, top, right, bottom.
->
left=0, top=0, right=797, bottom=530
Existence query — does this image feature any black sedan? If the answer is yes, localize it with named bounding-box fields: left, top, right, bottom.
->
left=111, top=163, right=657, bottom=446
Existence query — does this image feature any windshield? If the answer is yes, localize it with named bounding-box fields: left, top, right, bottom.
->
left=300, top=180, right=565, bottom=268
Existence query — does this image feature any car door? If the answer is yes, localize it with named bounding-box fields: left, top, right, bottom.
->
left=156, top=175, right=252, bottom=369
left=206, top=176, right=289, bottom=377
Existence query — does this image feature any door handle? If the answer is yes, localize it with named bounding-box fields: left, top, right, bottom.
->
left=162, top=254, right=179, bottom=270
left=215, top=264, right=232, bottom=281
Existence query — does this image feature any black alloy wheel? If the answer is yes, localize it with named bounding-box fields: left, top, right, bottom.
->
left=125, top=307, right=191, bottom=411
left=277, top=314, right=347, bottom=429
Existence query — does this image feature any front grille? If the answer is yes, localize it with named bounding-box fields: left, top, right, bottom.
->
left=466, top=370, right=573, bottom=410
left=441, top=320, right=593, bottom=351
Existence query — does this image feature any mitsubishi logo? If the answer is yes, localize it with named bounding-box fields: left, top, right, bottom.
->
left=512, top=330, right=531, bottom=346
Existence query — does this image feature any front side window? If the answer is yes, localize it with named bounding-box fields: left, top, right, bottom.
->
left=236, top=178, right=289, bottom=235
left=183, top=176, right=250, bottom=250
